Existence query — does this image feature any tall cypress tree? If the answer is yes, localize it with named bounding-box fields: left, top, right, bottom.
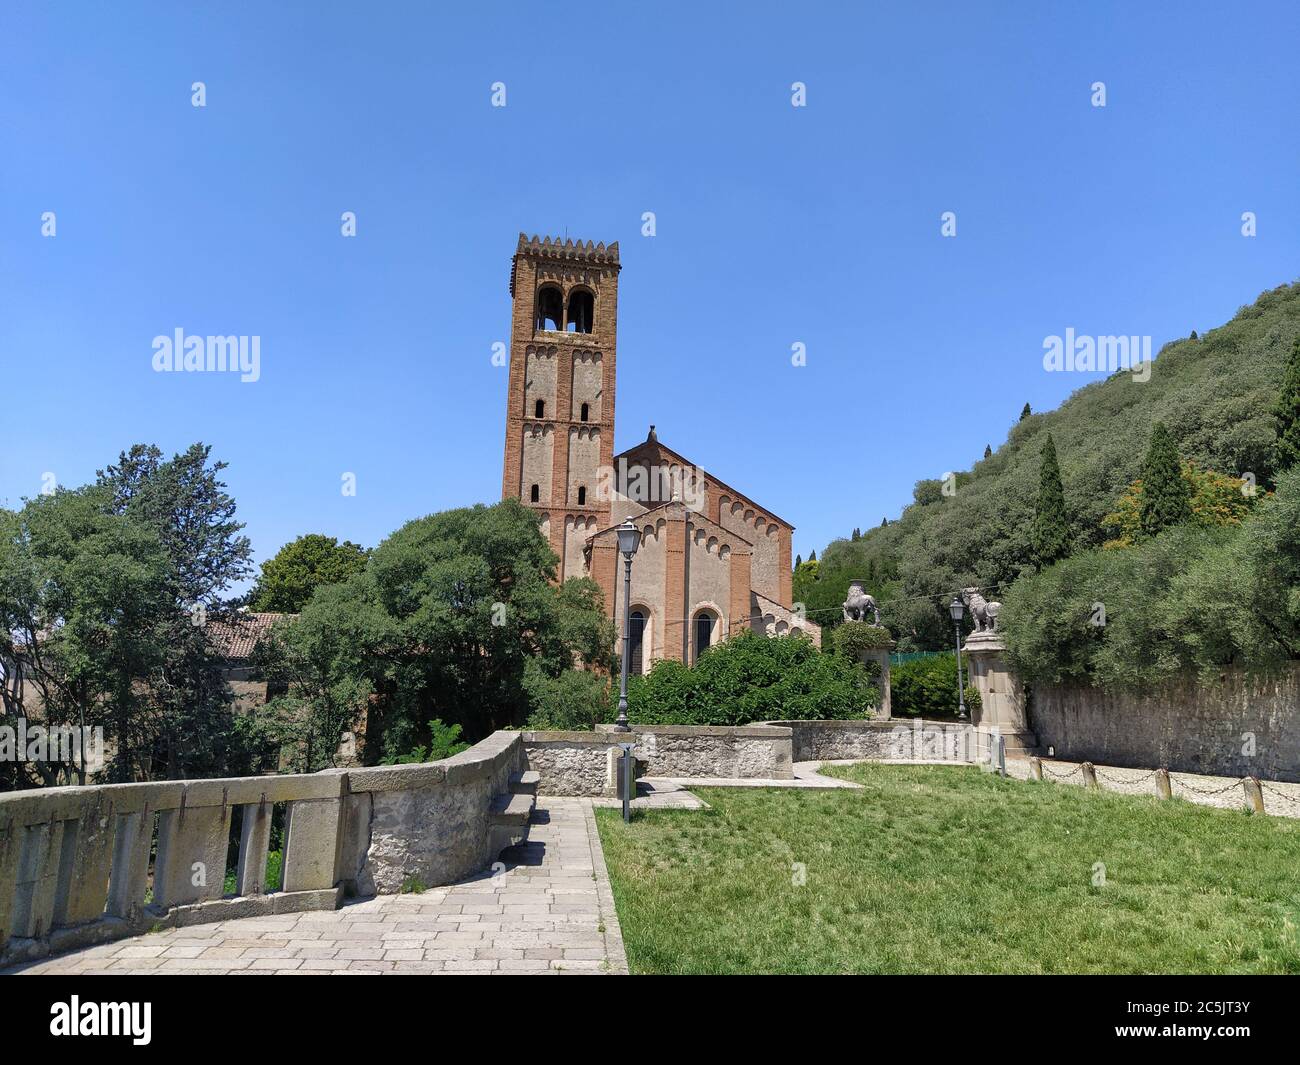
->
left=1139, top=422, right=1190, bottom=537
left=1031, top=433, right=1069, bottom=567
left=983, top=444, right=992, bottom=459
left=1274, top=336, right=1300, bottom=473
left=1020, top=402, right=1032, bottom=421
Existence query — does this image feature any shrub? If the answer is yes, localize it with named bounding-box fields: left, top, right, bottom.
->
left=523, top=662, right=613, bottom=731
left=626, top=630, right=879, bottom=726
left=891, top=653, right=980, bottom=719
left=832, top=621, right=894, bottom=659
left=381, top=718, right=471, bottom=764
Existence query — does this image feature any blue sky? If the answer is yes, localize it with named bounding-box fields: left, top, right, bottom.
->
left=2, top=1, right=1297, bottom=585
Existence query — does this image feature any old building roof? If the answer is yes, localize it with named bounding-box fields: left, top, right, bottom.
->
left=206, top=612, right=286, bottom=661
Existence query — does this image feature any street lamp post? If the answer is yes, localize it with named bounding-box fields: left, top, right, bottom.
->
left=949, top=594, right=968, bottom=722
left=613, top=520, right=642, bottom=733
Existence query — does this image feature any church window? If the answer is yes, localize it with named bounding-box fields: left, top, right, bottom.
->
left=530, top=483, right=540, bottom=503
left=535, top=398, right=545, bottom=418
left=535, top=285, right=563, bottom=331
left=577, top=485, right=586, bottom=506
left=566, top=290, right=594, bottom=333
left=629, top=610, right=647, bottom=675
left=693, top=610, right=716, bottom=663
left=580, top=402, right=589, bottom=422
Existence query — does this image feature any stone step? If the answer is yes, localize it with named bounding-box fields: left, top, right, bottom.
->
left=510, top=770, right=540, bottom=796
left=487, top=790, right=535, bottom=858
left=489, top=790, right=534, bottom=827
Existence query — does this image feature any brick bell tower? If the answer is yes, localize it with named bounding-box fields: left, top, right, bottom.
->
left=502, top=234, right=621, bottom=581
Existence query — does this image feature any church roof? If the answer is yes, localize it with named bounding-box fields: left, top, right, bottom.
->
left=614, top=428, right=795, bottom=531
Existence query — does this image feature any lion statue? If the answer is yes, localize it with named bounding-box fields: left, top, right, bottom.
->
left=842, top=580, right=880, bottom=625
left=961, top=587, right=1001, bottom=633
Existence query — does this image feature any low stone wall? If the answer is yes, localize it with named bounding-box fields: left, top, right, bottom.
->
left=763, top=718, right=976, bottom=763
left=0, top=730, right=525, bottom=968
left=521, top=732, right=620, bottom=796
left=339, top=730, right=524, bottom=895
left=1031, top=666, right=1300, bottom=783
left=522, top=724, right=794, bottom=792
left=619, top=725, right=793, bottom=779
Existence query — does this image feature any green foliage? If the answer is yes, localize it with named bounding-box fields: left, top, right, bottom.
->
left=379, top=717, right=473, bottom=764
left=97, top=443, right=255, bottom=780
left=1031, top=433, right=1069, bottom=567
left=250, top=534, right=369, bottom=613
left=0, top=487, right=169, bottom=788
left=523, top=662, right=612, bottom=731
left=1020, top=402, right=1032, bottom=421
left=626, top=630, right=879, bottom=725
left=1101, top=460, right=1257, bottom=548
left=1002, top=468, right=1300, bottom=689
left=1274, top=336, right=1300, bottom=472
left=255, top=498, right=616, bottom=760
left=381, top=718, right=471, bottom=765
left=890, top=653, right=980, bottom=719
left=807, top=282, right=1300, bottom=652
left=1138, top=422, right=1191, bottom=537
left=832, top=621, right=894, bottom=659
left=1, top=442, right=260, bottom=785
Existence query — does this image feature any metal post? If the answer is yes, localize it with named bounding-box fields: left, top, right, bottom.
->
left=619, top=742, right=636, bottom=823
left=954, top=619, right=968, bottom=721
left=614, top=555, right=633, bottom=732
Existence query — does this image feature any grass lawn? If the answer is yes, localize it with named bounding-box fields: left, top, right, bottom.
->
left=593, top=764, right=1300, bottom=974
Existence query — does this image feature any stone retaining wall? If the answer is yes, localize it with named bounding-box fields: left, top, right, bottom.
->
left=1031, top=665, right=1300, bottom=783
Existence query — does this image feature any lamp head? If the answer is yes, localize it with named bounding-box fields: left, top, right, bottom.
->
left=617, top=520, right=641, bottom=559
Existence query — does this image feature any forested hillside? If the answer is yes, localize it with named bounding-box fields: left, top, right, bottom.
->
left=798, top=282, right=1300, bottom=652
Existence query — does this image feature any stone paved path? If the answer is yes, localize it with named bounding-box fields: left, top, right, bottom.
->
left=7, top=797, right=628, bottom=976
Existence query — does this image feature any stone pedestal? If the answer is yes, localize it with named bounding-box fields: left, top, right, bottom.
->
left=861, top=647, right=893, bottom=720
left=962, top=631, right=1036, bottom=754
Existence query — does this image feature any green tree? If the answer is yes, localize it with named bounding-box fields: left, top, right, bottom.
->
left=0, top=488, right=169, bottom=786
left=97, top=443, right=254, bottom=779
left=1020, top=402, right=1032, bottom=421
left=1102, top=461, right=1257, bottom=547
left=1274, top=336, right=1300, bottom=473
left=251, top=534, right=369, bottom=613
left=983, top=444, right=992, bottom=460
left=256, top=498, right=616, bottom=761
left=1138, top=423, right=1191, bottom=538
left=1031, top=433, right=1069, bottom=567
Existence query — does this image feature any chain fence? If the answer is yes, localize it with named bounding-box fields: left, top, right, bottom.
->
left=1033, top=758, right=1300, bottom=818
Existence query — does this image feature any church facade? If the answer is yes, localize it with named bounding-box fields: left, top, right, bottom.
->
left=501, top=233, right=819, bottom=671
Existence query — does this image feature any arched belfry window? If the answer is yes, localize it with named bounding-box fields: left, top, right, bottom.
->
left=534, top=398, right=545, bottom=418
left=629, top=610, right=647, bottom=675
left=566, top=290, right=594, bottom=334
left=536, top=286, right=563, bottom=331
left=530, top=484, right=540, bottom=503
left=580, top=402, right=589, bottom=422
left=577, top=485, right=586, bottom=506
